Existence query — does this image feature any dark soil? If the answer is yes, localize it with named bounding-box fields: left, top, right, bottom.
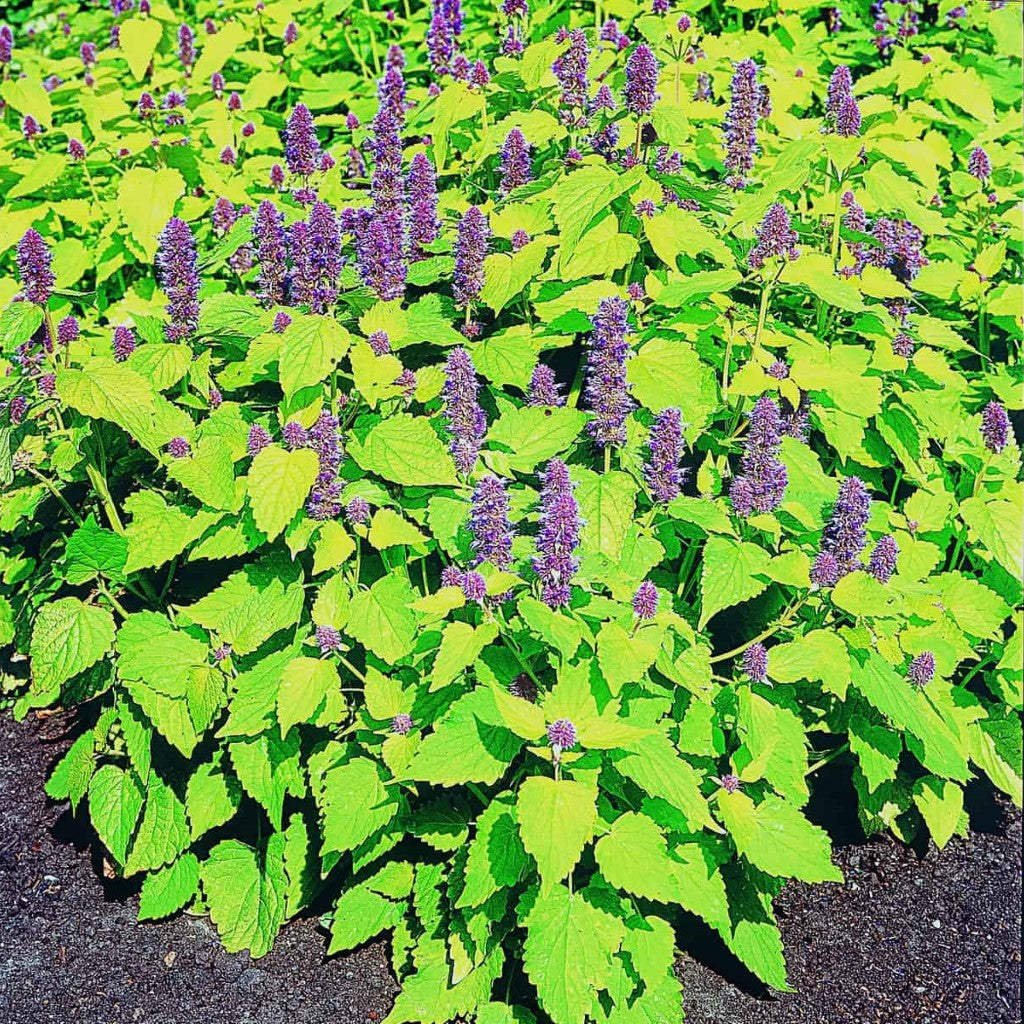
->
left=1, top=713, right=1020, bottom=1024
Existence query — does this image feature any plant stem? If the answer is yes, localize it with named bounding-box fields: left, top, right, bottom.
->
left=339, top=655, right=367, bottom=685
left=709, top=598, right=806, bottom=664
left=27, top=468, right=82, bottom=525
left=804, top=742, right=849, bottom=777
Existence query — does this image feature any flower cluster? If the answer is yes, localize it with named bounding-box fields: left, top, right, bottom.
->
left=730, top=397, right=788, bottom=516
left=469, top=475, right=515, bottom=569
left=532, top=458, right=581, bottom=609
left=157, top=218, right=200, bottom=341
left=585, top=297, right=634, bottom=448
left=442, top=348, right=487, bottom=474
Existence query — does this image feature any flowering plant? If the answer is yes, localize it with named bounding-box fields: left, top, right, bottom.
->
left=1, top=0, right=1021, bottom=1021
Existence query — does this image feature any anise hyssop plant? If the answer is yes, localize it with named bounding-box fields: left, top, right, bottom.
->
left=0, top=0, right=1021, bottom=1022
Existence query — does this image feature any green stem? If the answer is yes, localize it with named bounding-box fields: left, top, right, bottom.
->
left=98, top=582, right=130, bottom=619
left=972, top=453, right=994, bottom=498
left=567, top=345, right=588, bottom=408
left=85, top=463, right=125, bottom=534
left=603, top=446, right=611, bottom=474
left=339, top=655, right=367, bottom=685
left=27, top=468, right=83, bottom=525
left=363, top=0, right=382, bottom=75
left=710, top=598, right=807, bottom=664
left=804, top=742, right=849, bottom=777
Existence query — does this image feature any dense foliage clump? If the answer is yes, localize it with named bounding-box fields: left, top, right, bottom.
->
left=0, top=1, right=1021, bottom=1021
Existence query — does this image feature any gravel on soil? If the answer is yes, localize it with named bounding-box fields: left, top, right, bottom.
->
left=1, top=713, right=1020, bottom=1024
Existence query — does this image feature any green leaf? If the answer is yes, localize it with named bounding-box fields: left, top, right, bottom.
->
left=186, top=757, right=241, bottom=840
left=278, top=656, right=340, bottom=738
left=717, top=791, right=842, bottom=883
left=456, top=797, right=528, bottom=908
left=431, top=621, right=498, bottom=690
left=138, top=854, right=200, bottom=921
left=125, top=778, right=190, bottom=875
left=184, top=558, right=304, bottom=656
left=480, top=239, right=550, bottom=313
left=117, top=611, right=209, bottom=697
left=487, top=406, right=589, bottom=472
left=958, top=497, right=1023, bottom=582
left=913, top=778, right=964, bottom=850
left=246, top=445, right=319, bottom=541
left=550, top=163, right=644, bottom=260
left=30, top=598, right=115, bottom=700
left=167, top=437, right=239, bottom=512
left=118, top=17, right=163, bottom=80
left=346, top=571, right=421, bottom=663
left=319, top=757, right=399, bottom=855
left=350, top=413, right=459, bottom=485
left=122, top=490, right=218, bottom=574
left=616, top=733, right=717, bottom=832
left=627, top=338, right=718, bottom=426
left=597, top=621, right=662, bottom=695
left=405, top=688, right=521, bottom=786
left=328, top=882, right=406, bottom=954
left=522, top=884, right=625, bottom=1024
left=202, top=837, right=288, bottom=958
left=45, top=731, right=96, bottom=810
left=655, top=269, right=742, bottom=307
left=230, top=731, right=305, bottom=831
left=698, top=537, right=772, bottom=628
left=517, top=777, right=596, bottom=891
left=622, top=916, right=675, bottom=990
left=574, top=468, right=637, bottom=563
left=117, top=168, right=186, bottom=260
left=88, top=765, right=144, bottom=865
left=279, top=316, right=350, bottom=400
left=62, top=515, right=128, bottom=584
left=852, top=650, right=968, bottom=780
left=735, top=690, right=809, bottom=805
left=367, top=508, right=429, bottom=550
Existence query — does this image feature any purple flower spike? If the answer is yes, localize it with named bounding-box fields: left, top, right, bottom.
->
left=462, top=570, right=487, bottom=603
left=157, top=218, right=200, bottom=341
left=719, top=773, right=741, bottom=793
left=68, top=138, right=86, bottom=160
left=547, top=718, right=577, bottom=751
left=767, top=360, right=789, bottom=379
left=177, top=24, right=195, bottom=73
left=345, top=496, right=371, bottom=525
left=693, top=71, right=712, bottom=102
left=22, top=114, right=41, bottom=140
left=499, top=128, right=532, bottom=196
left=284, top=104, right=321, bottom=177
left=316, top=624, right=343, bottom=654
left=826, top=65, right=852, bottom=122
left=292, top=201, right=341, bottom=313
left=470, top=475, right=515, bottom=568
left=981, top=401, right=1010, bottom=453
left=442, top=348, right=487, bottom=474
left=511, top=229, right=531, bottom=251
left=441, top=565, right=465, bottom=589
left=820, top=476, right=871, bottom=575
left=723, top=58, right=765, bottom=189
left=283, top=21, right=298, bottom=45
left=907, top=651, right=935, bottom=687
left=282, top=421, right=308, bottom=449
left=254, top=201, right=287, bottom=307
left=645, top=407, right=685, bottom=504
left=391, top=713, right=413, bottom=735
left=533, top=458, right=581, bottom=609
left=730, top=396, right=788, bottom=516
left=743, top=642, right=768, bottom=683
left=633, top=580, right=658, bottom=620
left=748, top=203, right=799, bottom=269
left=528, top=363, right=565, bottom=407
left=892, top=333, right=915, bottom=358
left=585, top=297, right=634, bottom=448
left=368, top=331, right=391, bottom=356
left=0, top=25, right=13, bottom=65
left=836, top=94, right=861, bottom=137
left=306, top=411, right=344, bottom=520
left=57, top=316, right=79, bottom=347
left=454, top=206, right=490, bottom=309
left=16, top=230, right=55, bottom=306
left=868, top=534, right=899, bottom=583
left=968, top=146, right=991, bottom=183
left=167, top=436, right=191, bottom=458
left=247, top=423, right=271, bottom=457
left=273, top=311, right=292, bottom=333
left=809, top=551, right=841, bottom=589
left=112, top=326, right=136, bottom=362
left=624, top=44, right=660, bottom=116
left=407, top=152, right=439, bottom=252
left=552, top=29, right=590, bottom=126
left=426, top=11, right=454, bottom=74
